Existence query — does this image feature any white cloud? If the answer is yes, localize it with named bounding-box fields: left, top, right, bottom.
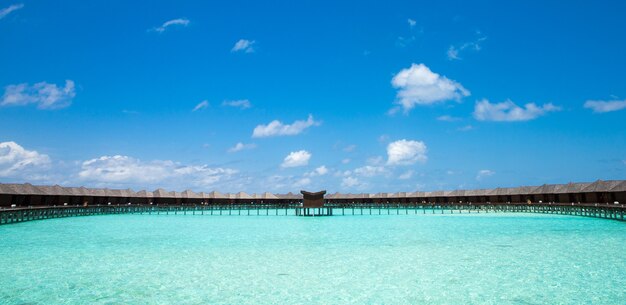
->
left=387, top=139, right=427, bottom=165
left=391, top=63, right=469, bottom=112
left=315, top=165, right=328, bottom=175
left=192, top=100, right=209, bottom=111
left=231, top=39, right=255, bottom=53
left=387, top=107, right=402, bottom=116
left=437, top=115, right=461, bottom=122
left=0, top=3, right=23, bottom=19
left=153, top=18, right=190, bottom=33
left=306, top=165, right=328, bottom=177
left=343, top=144, right=356, bottom=152
left=341, top=158, right=351, bottom=164
left=78, top=155, right=237, bottom=188
left=1, top=80, right=76, bottom=109
left=407, top=18, right=416, bottom=28
left=447, top=46, right=460, bottom=60
left=447, top=33, right=487, bottom=60
left=252, top=115, right=320, bottom=138
left=264, top=175, right=289, bottom=191
left=457, top=125, right=474, bottom=131
left=0, top=141, right=50, bottom=177
left=367, top=156, right=384, bottom=166
left=396, top=36, right=415, bottom=47
left=476, top=169, right=495, bottom=180
left=354, top=165, right=386, bottom=177
left=281, top=150, right=311, bottom=168
left=473, top=99, right=560, bottom=121
left=222, top=99, right=251, bottom=109
left=398, top=170, right=414, bottom=180
left=583, top=99, right=626, bottom=113
left=341, top=176, right=361, bottom=188
left=228, top=142, right=256, bottom=153
left=264, top=175, right=315, bottom=191
left=293, top=177, right=311, bottom=188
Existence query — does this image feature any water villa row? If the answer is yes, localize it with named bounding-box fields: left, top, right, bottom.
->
left=1, top=179, right=625, bottom=207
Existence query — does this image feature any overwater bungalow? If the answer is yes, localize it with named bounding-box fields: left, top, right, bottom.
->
left=0, top=180, right=625, bottom=208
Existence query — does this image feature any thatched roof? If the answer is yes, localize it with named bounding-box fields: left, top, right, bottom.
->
left=208, top=191, right=226, bottom=199
left=24, top=183, right=47, bottom=195
left=1, top=180, right=624, bottom=200
left=152, top=188, right=170, bottom=198
left=235, top=192, right=253, bottom=199
left=135, top=190, right=153, bottom=198
left=0, top=183, right=46, bottom=195
left=499, top=187, right=516, bottom=195
left=430, top=190, right=445, bottom=197
left=260, top=192, right=279, bottom=199
left=611, top=180, right=626, bottom=192
left=553, top=182, right=589, bottom=194
left=464, top=189, right=481, bottom=196
left=275, top=192, right=301, bottom=199
left=448, top=190, right=465, bottom=196
left=0, top=184, right=12, bottom=194
left=181, top=190, right=200, bottom=199
left=358, top=193, right=375, bottom=199
left=65, top=187, right=83, bottom=196
left=325, top=192, right=339, bottom=199
left=512, top=186, right=533, bottom=195
left=582, top=180, right=623, bottom=193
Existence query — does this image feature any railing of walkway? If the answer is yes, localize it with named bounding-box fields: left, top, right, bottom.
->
left=0, top=203, right=624, bottom=226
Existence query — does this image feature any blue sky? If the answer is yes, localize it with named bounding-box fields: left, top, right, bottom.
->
left=1, top=0, right=625, bottom=193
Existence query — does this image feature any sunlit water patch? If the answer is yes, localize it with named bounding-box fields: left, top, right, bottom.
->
left=0, top=213, right=624, bottom=304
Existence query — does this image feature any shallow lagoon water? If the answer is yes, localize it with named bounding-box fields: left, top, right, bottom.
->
left=0, top=213, right=624, bottom=304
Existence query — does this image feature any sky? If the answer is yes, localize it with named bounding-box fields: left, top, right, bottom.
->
left=1, top=0, right=625, bottom=193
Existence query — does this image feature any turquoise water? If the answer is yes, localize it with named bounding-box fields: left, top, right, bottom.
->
left=0, top=213, right=624, bottom=304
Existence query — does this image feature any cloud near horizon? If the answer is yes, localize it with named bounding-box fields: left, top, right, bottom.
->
left=0, top=141, right=248, bottom=191
left=305, top=165, right=328, bottom=177
left=476, top=169, right=495, bottom=180
left=341, top=176, right=362, bottom=188
left=0, top=141, right=50, bottom=178
left=79, top=155, right=238, bottom=188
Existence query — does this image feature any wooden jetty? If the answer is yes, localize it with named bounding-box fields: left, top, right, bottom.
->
left=0, top=202, right=624, bottom=226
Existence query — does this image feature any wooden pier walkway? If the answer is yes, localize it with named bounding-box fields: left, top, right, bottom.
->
left=0, top=203, right=624, bottom=226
